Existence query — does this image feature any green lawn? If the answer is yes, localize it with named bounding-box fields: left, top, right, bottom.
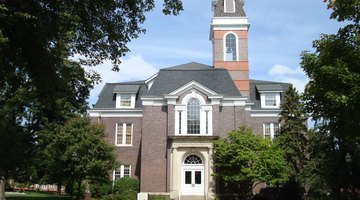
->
left=5, top=192, right=71, bottom=200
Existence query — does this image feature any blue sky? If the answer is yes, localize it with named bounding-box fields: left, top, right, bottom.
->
left=88, top=0, right=344, bottom=106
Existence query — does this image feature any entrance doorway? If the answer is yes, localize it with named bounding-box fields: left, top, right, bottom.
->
left=181, top=154, right=204, bottom=195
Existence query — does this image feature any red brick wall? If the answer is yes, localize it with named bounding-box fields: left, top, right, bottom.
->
left=91, top=116, right=142, bottom=178
left=140, top=106, right=169, bottom=192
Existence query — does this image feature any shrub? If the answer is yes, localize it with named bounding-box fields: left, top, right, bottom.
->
left=111, top=177, right=139, bottom=200
left=90, top=179, right=113, bottom=199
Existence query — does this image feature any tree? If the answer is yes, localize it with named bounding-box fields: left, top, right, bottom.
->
left=0, top=59, right=93, bottom=200
left=0, top=1, right=183, bottom=199
left=37, top=116, right=118, bottom=200
left=213, top=126, right=289, bottom=200
left=301, top=0, right=360, bottom=138
left=274, top=86, right=308, bottom=199
left=301, top=0, right=360, bottom=198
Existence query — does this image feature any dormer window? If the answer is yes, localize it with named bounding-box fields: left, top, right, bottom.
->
left=119, top=94, right=132, bottom=107
left=113, top=84, right=139, bottom=109
left=224, top=0, right=235, bottom=13
left=260, top=92, right=281, bottom=108
left=256, top=84, right=283, bottom=109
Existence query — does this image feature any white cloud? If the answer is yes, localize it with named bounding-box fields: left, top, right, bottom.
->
left=87, top=54, right=158, bottom=106
left=268, top=64, right=304, bottom=76
left=268, top=64, right=308, bottom=93
left=280, top=78, right=308, bottom=93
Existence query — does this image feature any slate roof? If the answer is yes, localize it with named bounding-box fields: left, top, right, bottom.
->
left=113, top=85, right=140, bottom=93
left=92, top=62, right=291, bottom=110
left=146, top=62, right=241, bottom=97
left=93, top=81, right=147, bottom=109
left=249, top=79, right=291, bottom=110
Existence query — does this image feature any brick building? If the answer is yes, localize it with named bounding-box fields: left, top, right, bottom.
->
left=90, top=0, right=290, bottom=199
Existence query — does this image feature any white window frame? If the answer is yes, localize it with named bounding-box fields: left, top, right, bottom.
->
left=175, top=92, right=213, bottom=135
left=224, top=0, right=235, bottom=13
left=260, top=92, right=281, bottom=108
left=116, top=93, right=136, bottom=108
left=263, top=123, right=280, bottom=140
left=115, top=123, right=133, bottom=146
left=113, top=165, right=131, bottom=181
left=223, top=32, right=238, bottom=62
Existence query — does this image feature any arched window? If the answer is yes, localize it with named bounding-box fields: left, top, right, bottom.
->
left=225, top=33, right=237, bottom=61
left=187, top=98, right=200, bottom=134
left=184, top=154, right=203, bottom=164
left=175, top=91, right=213, bottom=135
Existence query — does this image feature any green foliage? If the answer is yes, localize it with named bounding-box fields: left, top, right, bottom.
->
left=148, top=195, right=170, bottom=200
left=213, top=126, right=289, bottom=199
left=301, top=0, right=360, bottom=199
left=301, top=1, right=360, bottom=198
left=274, top=86, right=308, bottom=197
left=89, top=179, right=113, bottom=199
left=99, top=178, right=139, bottom=200
left=36, top=116, right=118, bottom=199
left=0, top=2, right=183, bottom=196
left=113, top=177, right=139, bottom=198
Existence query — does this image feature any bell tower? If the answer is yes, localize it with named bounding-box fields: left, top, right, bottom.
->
left=210, top=0, right=250, bottom=96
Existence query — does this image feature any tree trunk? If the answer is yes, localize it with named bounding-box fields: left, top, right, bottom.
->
left=57, top=181, right=62, bottom=196
left=76, top=180, right=81, bottom=200
left=0, top=169, right=6, bottom=200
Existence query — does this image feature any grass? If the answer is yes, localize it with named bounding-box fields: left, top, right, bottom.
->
left=5, top=191, right=71, bottom=200
left=149, top=195, right=170, bottom=200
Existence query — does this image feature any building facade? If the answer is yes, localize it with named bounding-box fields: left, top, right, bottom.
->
left=90, top=1, right=290, bottom=199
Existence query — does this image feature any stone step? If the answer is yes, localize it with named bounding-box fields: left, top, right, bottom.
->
left=180, top=195, right=205, bottom=200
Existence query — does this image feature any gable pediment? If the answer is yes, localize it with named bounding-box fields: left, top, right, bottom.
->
left=167, top=80, right=221, bottom=97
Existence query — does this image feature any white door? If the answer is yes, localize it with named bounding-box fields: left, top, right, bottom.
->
left=182, top=166, right=204, bottom=195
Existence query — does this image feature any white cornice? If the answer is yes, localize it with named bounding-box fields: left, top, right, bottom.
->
left=211, top=17, right=250, bottom=31
left=89, top=109, right=143, bottom=117
left=250, top=109, right=281, bottom=118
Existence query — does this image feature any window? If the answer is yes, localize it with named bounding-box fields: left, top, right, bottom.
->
left=113, top=165, right=131, bottom=180
left=116, top=93, right=135, bottom=108
left=184, top=154, right=203, bottom=164
left=264, top=93, right=276, bottom=106
left=260, top=92, right=281, bottom=108
left=116, top=123, right=133, bottom=146
left=225, top=33, right=237, bottom=61
left=187, top=99, right=201, bottom=134
left=120, top=94, right=131, bottom=107
left=224, top=0, right=235, bottom=13
left=263, top=123, right=280, bottom=140
left=174, top=92, right=212, bottom=135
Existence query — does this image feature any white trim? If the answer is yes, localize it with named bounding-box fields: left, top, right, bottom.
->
left=211, top=17, right=250, bottom=32
left=250, top=110, right=281, bottom=117
left=223, top=31, right=239, bottom=61
left=116, top=93, right=136, bottom=108
left=89, top=110, right=142, bottom=118
left=181, top=91, right=206, bottom=105
left=169, top=81, right=218, bottom=96
left=113, top=164, right=131, bottom=181
left=175, top=92, right=213, bottom=136
left=263, top=123, right=280, bottom=140
left=145, top=73, right=158, bottom=90
left=260, top=92, right=281, bottom=108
